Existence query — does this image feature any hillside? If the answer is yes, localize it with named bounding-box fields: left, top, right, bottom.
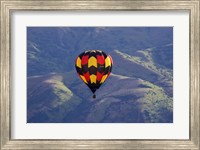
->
left=27, top=27, right=173, bottom=76
left=110, top=46, right=173, bottom=96
left=28, top=73, right=172, bottom=123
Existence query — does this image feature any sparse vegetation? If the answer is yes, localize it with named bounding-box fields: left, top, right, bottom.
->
left=139, top=81, right=173, bottom=122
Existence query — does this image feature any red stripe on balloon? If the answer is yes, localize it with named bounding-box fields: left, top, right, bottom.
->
left=96, top=55, right=105, bottom=65
left=96, top=71, right=104, bottom=81
left=83, top=72, right=90, bottom=81
left=81, top=55, right=89, bottom=65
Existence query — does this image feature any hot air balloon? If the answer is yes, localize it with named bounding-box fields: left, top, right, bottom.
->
left=75, top=50, right=113, bottom=98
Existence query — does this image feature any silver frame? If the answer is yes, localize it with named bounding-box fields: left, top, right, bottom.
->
left=1, top=1, right=199, bottom=149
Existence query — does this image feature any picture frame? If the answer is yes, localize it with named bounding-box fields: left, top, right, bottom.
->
left=0, top=0, right=199, bottom=149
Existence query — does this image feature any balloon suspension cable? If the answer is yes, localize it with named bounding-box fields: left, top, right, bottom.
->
left=93, top=94, right=96, bottom=99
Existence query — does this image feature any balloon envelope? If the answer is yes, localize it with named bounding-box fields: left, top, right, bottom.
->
left=75, top=50, right=113, bottom=96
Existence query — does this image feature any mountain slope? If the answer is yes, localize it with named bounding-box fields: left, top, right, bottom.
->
left=27, top=27, right=173, bottom=76
left=27, top=72, right=172, bottom=123
left=27, top=74, right=82, bottom=123
left=110, top=47, right=173, bottom=96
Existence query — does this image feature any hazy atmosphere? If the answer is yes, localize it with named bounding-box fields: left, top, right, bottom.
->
left=27, top=27, right=173, bottom=123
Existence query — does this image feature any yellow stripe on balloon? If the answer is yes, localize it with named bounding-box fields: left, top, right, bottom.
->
left=90, top=74, right=97, bottom=83
left=105, top=56, right=111, bottom=68
left=80, top=75, right=88, bottom=84
left=100, top=74, right=108, bottom=83
left=88, top=56, right=97, bottom=68
left=76, top=57, right=82, bottom=68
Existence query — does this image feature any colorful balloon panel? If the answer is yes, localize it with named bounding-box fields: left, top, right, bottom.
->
left=75, top=50, right=113, bottom=96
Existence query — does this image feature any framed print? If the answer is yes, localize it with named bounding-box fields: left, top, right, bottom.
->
left=0, top=0, right=199, bottom=149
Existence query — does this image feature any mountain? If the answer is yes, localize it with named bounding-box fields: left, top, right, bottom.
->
left=27, top=74, right=82, bottom=122
left=27, top=27, right=173, bottom=123
left=28, top=72, right=172, bottom=123
left=110, top=46, right=173, bottom=97
left=27, top=27, right=173, bottom=76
